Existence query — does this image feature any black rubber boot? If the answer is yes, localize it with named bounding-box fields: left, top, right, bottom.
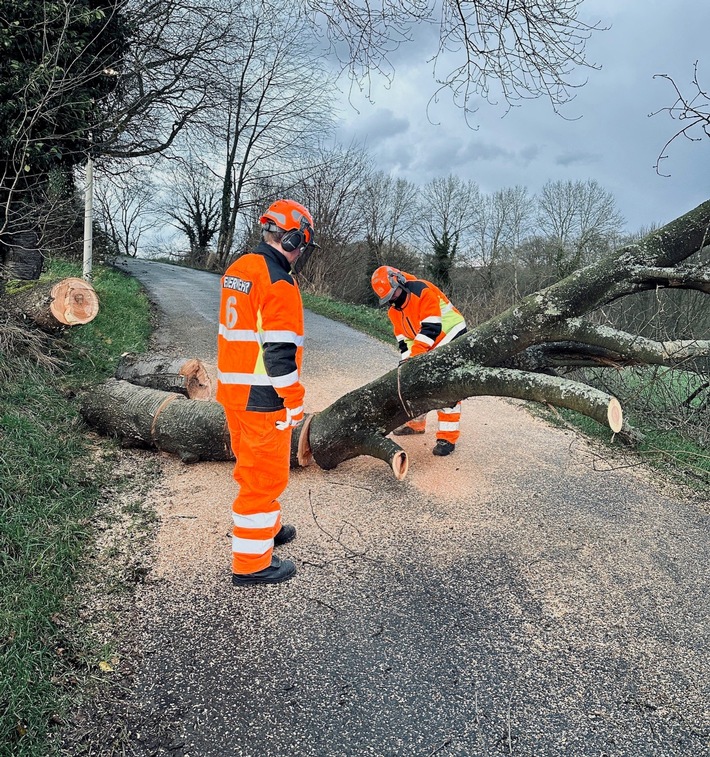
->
left=432, top=439, right=455, bottom=456
left=232, top=555, right=296, bottom=586
left=274, top=524, right=296, bottom=546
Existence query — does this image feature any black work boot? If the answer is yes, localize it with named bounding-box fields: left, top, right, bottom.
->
left=232, top=555, right=296, bottom=586
left=393, top=425, right=425, bottom=436
left=274, top=523, right=296, bottom=546
left=432, top=439, right=455, bottom=456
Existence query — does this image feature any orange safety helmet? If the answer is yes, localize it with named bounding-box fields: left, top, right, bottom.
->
left=260, top=199, right=314, bottom=252
left=371, top=265, right=407, bottom=306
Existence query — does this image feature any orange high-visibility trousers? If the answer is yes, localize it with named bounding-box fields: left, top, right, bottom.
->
left=403, top=401, right=462, bottom=444
left=224, top=407, right=292, bottom=575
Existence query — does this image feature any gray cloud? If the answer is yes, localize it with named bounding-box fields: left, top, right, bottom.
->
left=554, top=150, right=601, bottom=167
left=333, top=0, right=710, bottom=230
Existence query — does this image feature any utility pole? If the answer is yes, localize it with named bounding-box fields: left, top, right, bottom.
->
left=82, top=144, right=94, bottom=282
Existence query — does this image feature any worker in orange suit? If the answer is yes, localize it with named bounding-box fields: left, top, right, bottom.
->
left=371, top=265, right=467, bottom=457
left=216, top=199, right=316, bottom=586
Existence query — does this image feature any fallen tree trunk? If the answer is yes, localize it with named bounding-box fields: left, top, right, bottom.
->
left=6, top=277, right=99, bottom=330
left=78, top=361, right=624, bottom=475
left=80, top=379, right=232, bottom=463
left=115, top=353, right=213, bottom=399
left=79, top=200, right=710, bottom=478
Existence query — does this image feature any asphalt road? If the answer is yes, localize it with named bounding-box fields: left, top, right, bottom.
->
left=106, top=255, right=709, bottom=757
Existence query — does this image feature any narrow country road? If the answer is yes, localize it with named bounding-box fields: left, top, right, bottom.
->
left=93, top=256, right=708, bottom=756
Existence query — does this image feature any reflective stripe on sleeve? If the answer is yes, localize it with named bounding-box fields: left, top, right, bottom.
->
left=232, top=511, right=280, bottom=530
left=232, top=535, right=274, bottom=555
left=262, top=330, right=304, bottom=345
left=438, top=321, right=467, bottom=346
left=415, top=333, right=435, bottom=346
left=421, top=315, right=442, bottom=324
left=218, top=324, right=260, bottom=342
left=270, top=369, right=299, bottom=388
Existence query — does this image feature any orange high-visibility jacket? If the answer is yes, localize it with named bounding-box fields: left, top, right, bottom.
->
left=388, top=272, right=466, bottom=358
left=216, top=242, right=304, bottom=413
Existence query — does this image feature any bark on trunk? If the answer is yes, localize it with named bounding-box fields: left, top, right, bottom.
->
left=80, top=379, right=232, bottom=463
left=78, top=199, right=710, bottom=478
left=7, top=277, right=99, bottom=330
left=115, top=353, right=213, bottom=399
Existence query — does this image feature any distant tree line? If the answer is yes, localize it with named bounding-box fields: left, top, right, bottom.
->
left=1, top=0, right=707, bottom=351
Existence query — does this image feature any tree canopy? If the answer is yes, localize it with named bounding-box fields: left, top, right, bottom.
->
left=0, top=0, right=129, bottom=198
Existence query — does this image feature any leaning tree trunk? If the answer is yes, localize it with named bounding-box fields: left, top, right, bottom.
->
left=295, top=199, right=710, bottom=476
left=6, top=277, right=99, bottom=330
left=79, top=200, right=710, bottom=478
left=115, top=353, right=213, bottom=399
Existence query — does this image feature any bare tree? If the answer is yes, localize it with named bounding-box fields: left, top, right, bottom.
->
left=309, top=0, right=604, bottom=116
left=96, top=0, right=239, bottom=160
left=161, top=158, right=221, bottom=267
left=293, top=143, right=373, bottom=297
left=652, top=61, right=710, bottom=176
left=95, top=168, right=160, bottom=258
left=361, top=172, right=420, bottom=263
left=202, top=0, right=337, bottom=270
left=536, top=179, right=625, bottom=277
left=419, top=175, right=481, bottom=287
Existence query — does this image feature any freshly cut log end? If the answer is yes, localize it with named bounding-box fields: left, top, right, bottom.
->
left=607, top=397, right=623, bottom=433
left=392, top=451, right=408, bottom=480
left=49, top=278, right=99, bottom=325
left=115, top=353, right=213, bottom=399
left=296, top=414, right=314, bottom=467
left=181, top=358, right=212, bottom=400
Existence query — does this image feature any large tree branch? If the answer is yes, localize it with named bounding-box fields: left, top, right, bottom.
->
left=544, top=319, right=710, bottom=368
left=302, top=363, right=622, bottom=474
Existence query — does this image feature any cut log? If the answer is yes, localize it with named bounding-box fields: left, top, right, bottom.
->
left=115, top=353, right=213, bottom=399
left=7, top=277, right=99, bottom=330
left=79, top=370, right=622, bottom=479
left=79, top=379, right=232, bottom=463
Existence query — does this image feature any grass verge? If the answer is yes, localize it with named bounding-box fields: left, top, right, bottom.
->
left=536, top=403, right=709, bottom=494
left=0, top=260, right=150, bottom=757
left=301, top=292, right=392, bottom=343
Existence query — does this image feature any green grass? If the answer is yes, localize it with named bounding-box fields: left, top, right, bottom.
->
left=302, top=292, right=392, bottom=343
left=543, top=404, right=710, bottom=492
left=0, top=260, right=150, bottom=757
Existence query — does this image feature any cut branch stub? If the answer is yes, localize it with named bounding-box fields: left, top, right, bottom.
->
left=607, top=398, right=623, bottom=434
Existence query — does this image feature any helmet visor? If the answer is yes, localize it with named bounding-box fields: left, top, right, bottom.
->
left=378, top=285, right=399, bottom=306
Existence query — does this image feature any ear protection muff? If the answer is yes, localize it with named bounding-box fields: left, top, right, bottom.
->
left=281, top=216, right=314, bottom=253
left=387, top=269, right=407, bottom=290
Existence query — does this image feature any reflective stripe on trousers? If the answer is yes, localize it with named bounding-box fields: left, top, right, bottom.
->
left=224, top=406, right=291, bottom=574
left=403, top=401, right=462, bottom=443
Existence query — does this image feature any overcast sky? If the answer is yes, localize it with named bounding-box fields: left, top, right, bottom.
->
left=331, top=0, right=709, bottom=234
